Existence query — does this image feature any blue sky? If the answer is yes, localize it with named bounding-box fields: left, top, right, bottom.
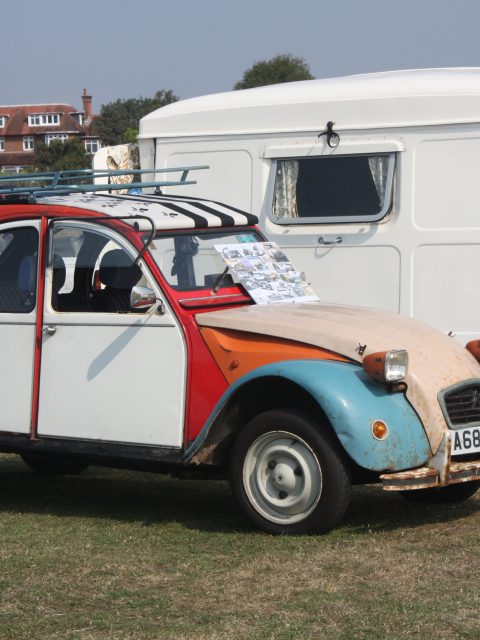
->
left=2, top=0, right=479, bottom=111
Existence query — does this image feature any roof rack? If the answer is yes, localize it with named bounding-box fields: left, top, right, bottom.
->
left=0, top=166, right=208, bottom=203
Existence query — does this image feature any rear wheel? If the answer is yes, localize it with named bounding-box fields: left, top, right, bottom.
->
left=21, top=452, right=88, bottom=475
left=400, top=481, right=480, bottom=503
left=230, top=409, right=351, bottom=534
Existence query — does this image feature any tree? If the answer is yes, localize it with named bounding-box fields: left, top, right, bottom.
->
left=234, top=54, right=314, bottom=90
left=34, top=139, right=91, bottom=171
left=122, top=128, right=139, bottom=144
left=95, top=89, right=178, bottom=146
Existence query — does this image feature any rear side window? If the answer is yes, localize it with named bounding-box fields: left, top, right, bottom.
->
left=272, top=153, right=395, bottom=224
left=0, top=227, right=38, bottom=313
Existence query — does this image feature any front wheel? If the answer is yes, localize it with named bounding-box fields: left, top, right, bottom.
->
left=230, top=409, right=351, bottom=534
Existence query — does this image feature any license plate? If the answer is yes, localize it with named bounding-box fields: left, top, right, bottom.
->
left=452, top=426, right=480, bottom=455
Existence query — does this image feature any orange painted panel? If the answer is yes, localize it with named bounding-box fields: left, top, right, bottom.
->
left=200, top=327, right=349, bottom=384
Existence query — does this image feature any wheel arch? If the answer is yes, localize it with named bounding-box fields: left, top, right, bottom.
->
left=185, top=359, right=432, bottom=474
left=186, top=374, right=344, bottom=468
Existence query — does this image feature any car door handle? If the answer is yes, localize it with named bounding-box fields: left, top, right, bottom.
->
left=318, top=236, right=343, bottom=245
left=42, top=325, right=57, bottom=335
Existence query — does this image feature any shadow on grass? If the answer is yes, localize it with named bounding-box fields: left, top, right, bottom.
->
left=0, top=454, right=247, bottom=533
left=344, top=484, right=480, bottom=534
left=0, top=454, right=478, bottom=535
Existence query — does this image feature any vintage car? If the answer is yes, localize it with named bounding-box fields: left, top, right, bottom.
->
left=0, top=170, right=480, bottom=534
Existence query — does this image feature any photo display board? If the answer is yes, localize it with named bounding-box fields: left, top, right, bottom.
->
left=214, top=241, right=319, bottom=305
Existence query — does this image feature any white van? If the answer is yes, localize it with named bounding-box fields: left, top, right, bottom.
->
left=128, top=68, right=480, bottom=343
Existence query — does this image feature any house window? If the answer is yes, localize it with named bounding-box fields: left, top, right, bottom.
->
left=45, top=134, right=69, bottom=145
left=85, top=139, right=100, bottom=154
left=28, top=113, right=61, bottom=127
left=23, top=136, right=34, bottom=151
left=0, top=138, right=4, bottom=152
left=271, top=153, right=396, bottom=224
left=0, top=116, right=6, bottom=128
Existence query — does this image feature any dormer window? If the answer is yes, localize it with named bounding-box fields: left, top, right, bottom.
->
left=28, top=113, right=61, bottom=127
left=0, top=116, right=7, bottom=128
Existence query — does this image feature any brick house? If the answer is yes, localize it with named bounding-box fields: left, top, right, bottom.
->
left=0, top=89, right=101, bottom=172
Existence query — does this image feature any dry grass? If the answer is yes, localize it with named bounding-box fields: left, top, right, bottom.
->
left=0, top=453, right=479, bottom=640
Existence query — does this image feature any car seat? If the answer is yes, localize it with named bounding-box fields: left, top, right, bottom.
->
left=92, top=249, right=142, bottom=313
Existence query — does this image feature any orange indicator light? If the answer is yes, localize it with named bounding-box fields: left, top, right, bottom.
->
left=372, top=420, right=388, bottom=440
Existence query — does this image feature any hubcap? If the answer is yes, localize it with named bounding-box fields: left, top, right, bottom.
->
left=243, top=431, right=322, bottom=524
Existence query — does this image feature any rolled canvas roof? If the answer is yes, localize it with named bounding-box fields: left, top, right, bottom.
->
left=41, top=193, right=258, bottom=230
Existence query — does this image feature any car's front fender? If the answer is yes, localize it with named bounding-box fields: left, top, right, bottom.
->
left=185, top=360, right=432, bottom=472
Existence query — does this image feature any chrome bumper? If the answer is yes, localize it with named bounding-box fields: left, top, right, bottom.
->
left=380, top=431, right=480, bottom=490
left=381, top=460, right=480, bottom=490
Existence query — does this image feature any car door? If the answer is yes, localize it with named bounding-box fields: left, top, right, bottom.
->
left=0, top=220, right=40, bottom=434
left=37, top=221, right=186, bottom=447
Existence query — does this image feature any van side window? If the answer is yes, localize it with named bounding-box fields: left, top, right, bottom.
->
left=272, top=153, right=395, bottom=224
left=0, top=227, right=38, bottom=313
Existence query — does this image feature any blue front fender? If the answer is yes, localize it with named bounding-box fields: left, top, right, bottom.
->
left=186, top=360, right=432, bottom=472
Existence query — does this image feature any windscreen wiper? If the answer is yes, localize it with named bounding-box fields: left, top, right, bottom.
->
left=211, top=267, right=230, bottom=294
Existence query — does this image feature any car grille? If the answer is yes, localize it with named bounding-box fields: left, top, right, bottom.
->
left=442, top=383, right=480, bottom=429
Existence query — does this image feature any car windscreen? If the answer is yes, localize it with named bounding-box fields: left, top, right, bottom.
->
left=149, top=229, right=263, bottom=291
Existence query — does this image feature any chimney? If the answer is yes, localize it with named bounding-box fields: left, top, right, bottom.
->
left=82, top=88, right=92, bottom=121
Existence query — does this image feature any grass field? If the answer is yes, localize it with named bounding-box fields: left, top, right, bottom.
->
left=0, top=453, right=479, bottom=640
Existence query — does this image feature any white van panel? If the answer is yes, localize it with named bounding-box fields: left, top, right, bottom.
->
left=164, top=148, right=253, bottom=212
left=414, top=138, right=480, bottom=230
left=412, top=244, right=480, bottom=336
left=285, top=245, right=401, bottom=311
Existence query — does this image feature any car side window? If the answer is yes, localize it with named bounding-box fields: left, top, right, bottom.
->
left=50, top=227, right=147, bottom=314
left=0, top=227, right=38, bottom=313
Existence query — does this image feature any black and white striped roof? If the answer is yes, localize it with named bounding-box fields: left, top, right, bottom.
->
left=41, top=192, right=258, bottom=230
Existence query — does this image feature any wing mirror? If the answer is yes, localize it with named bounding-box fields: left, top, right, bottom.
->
left=130, top=286, right=165, bottom=314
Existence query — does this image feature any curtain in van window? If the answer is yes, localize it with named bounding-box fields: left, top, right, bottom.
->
left=273, top=161, right=299, bottom=218
left=368, top=156, right=389, bottom=208
left=273, top=154, right=391, bottom=220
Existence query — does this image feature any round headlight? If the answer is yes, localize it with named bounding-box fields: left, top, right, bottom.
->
left=363, top=349, right=409, bottom=383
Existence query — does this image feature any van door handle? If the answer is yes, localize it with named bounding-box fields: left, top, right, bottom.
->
left=42, top=325, right=57, bottom=335
left=318, top=236, right=343, bottom=245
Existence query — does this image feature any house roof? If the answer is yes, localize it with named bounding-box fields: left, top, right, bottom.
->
left=0, top=152, right=36, bottom=166
left=0, top=104, right=84, bottom=136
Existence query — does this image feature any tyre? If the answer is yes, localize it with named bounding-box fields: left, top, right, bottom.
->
left=400, top=481, right=480, bottom=504
left=21, top=452, right=88, bottom=475
left=230, top=409, right=351, bottom=534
